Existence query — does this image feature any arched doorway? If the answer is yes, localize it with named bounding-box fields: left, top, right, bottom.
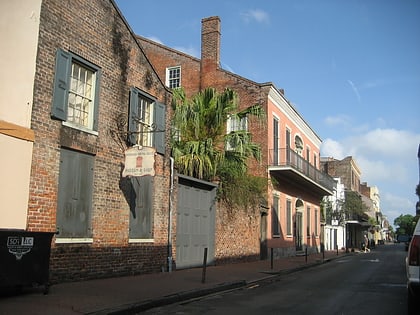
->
left=295, top=199, right=304, bottom=251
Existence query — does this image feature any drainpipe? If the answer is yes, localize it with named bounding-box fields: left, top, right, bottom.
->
left=167, top=157, right=174, bottom=272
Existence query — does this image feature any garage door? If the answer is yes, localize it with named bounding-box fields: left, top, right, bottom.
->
left=176, top=175, right=217, bottom=269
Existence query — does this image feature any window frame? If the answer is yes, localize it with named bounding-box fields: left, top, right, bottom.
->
left=51, top=49, right=101, bottom=133
left=166, top=66, right=181, bottom=88
left=128, top=87, right=166, bottom=155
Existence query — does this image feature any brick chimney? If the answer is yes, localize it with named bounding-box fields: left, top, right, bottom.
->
left=200, top=16, right=221, bottom=89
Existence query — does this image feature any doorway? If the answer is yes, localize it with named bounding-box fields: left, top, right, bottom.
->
left=260, top=211, right=268, bottom=260
left=295, top=199, right=304, bottom=251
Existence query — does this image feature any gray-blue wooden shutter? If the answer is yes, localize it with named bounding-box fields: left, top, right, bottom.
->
left=51, top=49, right=71, bottom=120
left=272, top=195, right=280, bottom=236
left=129, top=176, right=154, bottom=238
left=153, top=102, right=166, bottom=155
left=128, top=88, right=139, bottom=145
left=92, top=69, right=101, bottom=131
left=57, top=149, right=94, bottom=238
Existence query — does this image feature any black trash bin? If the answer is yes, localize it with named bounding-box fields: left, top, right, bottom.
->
left=0, top=229, right=55, bottom=294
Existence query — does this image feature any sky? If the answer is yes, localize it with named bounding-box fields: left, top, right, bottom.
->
left=115, top=0, right=420, bottom=227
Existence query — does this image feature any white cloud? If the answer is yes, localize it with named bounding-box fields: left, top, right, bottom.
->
left=324, top=114, right=351, bottom=127
left=382, top=192, right=416, bottom=225
left=347, top=128, right=419, bottom=159
left=347, top=79, right=361, bottom=103
left=321, top=138, right=345, bottom=159
left=241, top=9, right=270, bottom=24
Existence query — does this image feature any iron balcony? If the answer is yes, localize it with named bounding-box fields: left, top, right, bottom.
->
left=268, top=147, right=335, bottom=197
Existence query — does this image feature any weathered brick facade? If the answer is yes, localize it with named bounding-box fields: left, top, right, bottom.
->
left=28, top=0, right=173, bottom=282
left=321, top=156, right=361, bottom=192
left=138, top=16, right=330, bottom=261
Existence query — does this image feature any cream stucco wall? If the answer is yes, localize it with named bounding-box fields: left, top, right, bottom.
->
left=0, top=134, right=34, bottom=229
left=0, top=0, right=41, bottom=229
left=0, top=0, right=41, bottom=126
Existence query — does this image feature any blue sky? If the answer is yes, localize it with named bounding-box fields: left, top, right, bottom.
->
left=115, top=0, right=420, bottom=227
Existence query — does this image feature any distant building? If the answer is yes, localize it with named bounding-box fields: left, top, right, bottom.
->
left=321, top=156, right=368, bottom=250
left=323, top=178, right=346, bottom=251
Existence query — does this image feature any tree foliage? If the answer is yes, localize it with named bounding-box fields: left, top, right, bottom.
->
left=170, top=87, right=267, bottom=208
left=343, top=191, right=369, bottom=222
left=394, top=214, right=419, bottom=236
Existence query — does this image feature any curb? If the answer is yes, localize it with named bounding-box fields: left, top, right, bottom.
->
left=87, top=281, right=246, bottom=315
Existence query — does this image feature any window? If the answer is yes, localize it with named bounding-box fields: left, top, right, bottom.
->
left=273, top=118, right=279, bottom=165
left=227, top=115, right=248, bottom=133
left=128, top=88, right=166, bottom=155
left=56, top=148, right=94, bottom=239
left=286, top=129, right=291, bottom=163
left=166, top=66, right=181, bottom=88
left=51, top=49, right=100, bottom=131
left=286, top=199, right=292, bottom=236
left=226, top=115, right=248, bottom=151
left=315, top=209, right=319, bottom=236
left=272, top=195, right=280, bottom=237
left=295, top=135, right=303, bottom=154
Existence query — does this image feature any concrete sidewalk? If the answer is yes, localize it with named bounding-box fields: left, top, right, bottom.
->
left=0, top=250, right=348, bottom=315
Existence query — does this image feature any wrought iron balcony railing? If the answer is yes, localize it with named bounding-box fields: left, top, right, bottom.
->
left=269, top=147, right=336, bottom=193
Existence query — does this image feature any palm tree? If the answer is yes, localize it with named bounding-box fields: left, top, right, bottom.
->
left=170, top=87, right=265, bottom=204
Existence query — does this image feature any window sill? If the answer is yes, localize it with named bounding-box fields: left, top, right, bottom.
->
left=63, top=121, right=98, bottom=136
left=55, top=238, right=93, bottom=244
left=129, top=238, right=154, bottom=243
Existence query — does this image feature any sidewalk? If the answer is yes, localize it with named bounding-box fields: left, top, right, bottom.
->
left=0, top=250, right=348, bottom=315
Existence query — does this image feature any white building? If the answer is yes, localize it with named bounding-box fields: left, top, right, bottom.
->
left=324, top=178, right=346, bottom=251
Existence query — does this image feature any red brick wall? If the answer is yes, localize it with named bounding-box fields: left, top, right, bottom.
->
left=138, top=37, right=201, bottom=98
left=29, top=0, right=173, bottom=282
left=215, top=202, right=261, bottom=264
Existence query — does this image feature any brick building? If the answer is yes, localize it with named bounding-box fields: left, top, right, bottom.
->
left=1, top=0, right=173, bottom=282
left=321, top=156, right=362, bottom=192
left=138, top=16, right=335, bottom=259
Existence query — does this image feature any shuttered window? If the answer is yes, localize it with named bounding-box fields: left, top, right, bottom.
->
left=272, top=195, right=280, bottom=237
left=51, top=49, right=101, bottom=131
left=56, top=148, right=94, bottom=238
left=307, top=206, right=311, bottom=237
left=273, top=118, right=279, bottom=165
left=286, top=199, right=292, bottom=236
left=128, top=87, right=166, bottom=155
left=129, top=176, right=154, bottom=239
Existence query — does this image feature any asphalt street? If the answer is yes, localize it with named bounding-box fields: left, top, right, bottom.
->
left=143, top=244, right=408, bottom=315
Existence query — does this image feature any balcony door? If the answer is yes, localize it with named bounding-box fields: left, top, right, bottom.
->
left=295, top=199, right=304, bottom=251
